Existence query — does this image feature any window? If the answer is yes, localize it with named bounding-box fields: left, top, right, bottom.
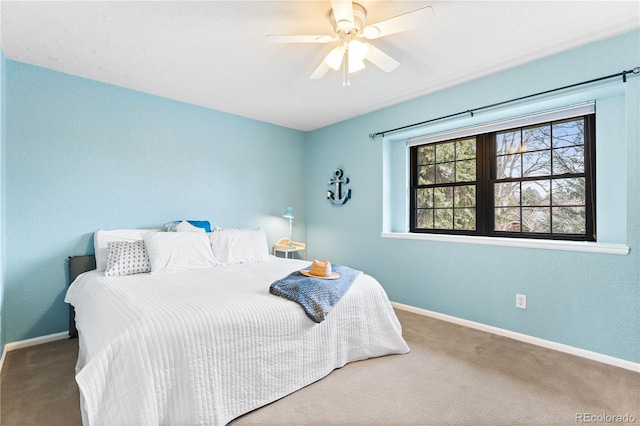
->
left=410, top=114, right=595, bottom=241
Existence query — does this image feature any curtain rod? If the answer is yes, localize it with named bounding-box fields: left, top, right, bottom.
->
left=368, top=66, right=639, bottom=140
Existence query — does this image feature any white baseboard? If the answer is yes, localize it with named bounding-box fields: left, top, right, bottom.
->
left=392, top=302, right=640, bottom=373
left=0, top=331, right=70, bottom=375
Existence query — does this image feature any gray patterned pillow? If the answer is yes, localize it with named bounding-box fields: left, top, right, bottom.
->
left=104, top=240, right=151, bottom=277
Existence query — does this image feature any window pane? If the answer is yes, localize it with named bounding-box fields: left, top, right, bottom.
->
left=522, top=180, right=550, bottom=206
left=553, top=146, right=584, bottom=175
left=435, top=163, right=454, bottom=184
left=436, top=142, right=455, bottom=163
left=417, top=209, right=434, bottom=229
left=434, top=186, right=454, bottom=208
left=494, top=207, right=520, bottom=231
left=418, top=145, right=435, bottom=165
left=552, top=207, right=586, bottom=234
left=418, top=165, right=435, bottom=185
left=434, top=209, right=454, bottom=229
left=522, top=207, right=550, bottom=233
left=456, top=159, right=476, bottom=182
left=454, top=185, right=476, bottom=208
left=456, top=138, right=476, bottom=160
left=494, top=182, right=520, bottom=207
left=552, top=178, right=585, bottom=206
left=522, top=150, right=551, bottom=177
left=553, top=119, right=584, bottom=148
left=417, top=188, right=433, bottom=208
left=496, top=130, right=521, bottom=156
left=496, top=154, right=522, bottom=179
left=410, top=114, right=593, bottom=241
left=454, top=208, right=476, bottom=230
left=523, top=125, right=551, bottom=151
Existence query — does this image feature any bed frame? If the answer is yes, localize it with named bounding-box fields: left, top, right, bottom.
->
left=67, top=255, right=96, bottom=338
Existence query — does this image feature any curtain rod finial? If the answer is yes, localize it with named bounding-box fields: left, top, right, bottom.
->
left=623, top=66, right=639, bottom=83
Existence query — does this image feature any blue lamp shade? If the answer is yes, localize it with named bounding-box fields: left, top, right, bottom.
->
left=283, top=206, right=294, bottom=219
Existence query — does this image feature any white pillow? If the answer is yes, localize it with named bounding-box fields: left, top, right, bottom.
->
left=104, top=240, right=151, bottom=277
left=175, top=220, right=206, bottom=233
left=143, top=232, right=220, bottom=274
left=208, top=229, right=270, bottom=265
left=94, top=229, right=160, bottom=271
left=213, top=226, right=241, bottom=232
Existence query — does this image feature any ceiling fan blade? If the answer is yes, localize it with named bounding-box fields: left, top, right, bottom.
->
left=266, top=34, right=335, bottom=44
left=365, top=45, right=400, bottom=73
left=331, top=0, right=354, bottom=30
left=310, top=61, right=331, bottom=79
left=362, top=6, right=434, bottom=39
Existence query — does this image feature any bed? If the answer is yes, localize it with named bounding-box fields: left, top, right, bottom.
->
left=65, top=225, right=410, bottom=425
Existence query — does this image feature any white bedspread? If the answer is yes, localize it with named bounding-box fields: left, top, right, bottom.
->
left=65, top=257, right=409, bottom=425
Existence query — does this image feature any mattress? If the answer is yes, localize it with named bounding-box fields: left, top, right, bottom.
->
left=65, top=257, right=409, bottom=425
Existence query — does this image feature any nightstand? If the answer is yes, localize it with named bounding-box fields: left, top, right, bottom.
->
left=273, top=240, right=306, bottom=260
left=67, top=255, right=96, bottom=338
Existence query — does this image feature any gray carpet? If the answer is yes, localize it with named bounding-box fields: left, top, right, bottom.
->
left=1, top=309, right=638, bottom=425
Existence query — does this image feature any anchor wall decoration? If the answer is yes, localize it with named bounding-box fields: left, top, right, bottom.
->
left=327, top=169, right=351, bottom=205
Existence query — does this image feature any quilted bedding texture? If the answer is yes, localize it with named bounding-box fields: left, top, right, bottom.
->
left=65, top=257, right=410, bottom=425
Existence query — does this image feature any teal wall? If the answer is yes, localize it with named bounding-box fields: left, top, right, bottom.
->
left=306, top=30, right=640, bottom=363
left=3, top=62, right=306, bottom=345
left=1, top=48, right=6, bottom=353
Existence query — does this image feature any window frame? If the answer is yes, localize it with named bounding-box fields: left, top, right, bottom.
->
left=409, top=113, right=596, bottom=242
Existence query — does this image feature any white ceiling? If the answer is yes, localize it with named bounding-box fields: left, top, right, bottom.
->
left=1, top=1, right=639, bottom=131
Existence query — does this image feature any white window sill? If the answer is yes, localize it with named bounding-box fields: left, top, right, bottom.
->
left=381, top=232, right=629, bottom=255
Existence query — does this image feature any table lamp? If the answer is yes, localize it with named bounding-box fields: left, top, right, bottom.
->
left=283, top=206, right=294, bottom=248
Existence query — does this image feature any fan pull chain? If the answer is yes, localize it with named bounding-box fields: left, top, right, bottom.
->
left=343, top=47, right=350, bottom=86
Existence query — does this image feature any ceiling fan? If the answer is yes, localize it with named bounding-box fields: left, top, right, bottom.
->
left=266, top=1, right=434, bottom=86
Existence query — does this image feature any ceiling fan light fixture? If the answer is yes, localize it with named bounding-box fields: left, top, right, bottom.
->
left=348, top=39, right=371, bottom=62
left=325, top=45, right=346, bottom=70
left=348, top=58, right=366, bottom=73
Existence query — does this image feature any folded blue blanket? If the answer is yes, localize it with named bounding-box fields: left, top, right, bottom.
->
left=270, top=264, right=362, bottom=323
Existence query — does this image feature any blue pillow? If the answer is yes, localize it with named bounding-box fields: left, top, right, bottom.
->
left=163, top=220, right=211, bottom=232
left=185, top=220, right=211, bottom=232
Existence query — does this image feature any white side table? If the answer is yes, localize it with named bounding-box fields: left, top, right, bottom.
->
left=273, top=241, right=306, bottom=260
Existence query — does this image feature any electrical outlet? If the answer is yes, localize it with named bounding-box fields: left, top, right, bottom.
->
left=516, top=294, right=527, bottom=309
